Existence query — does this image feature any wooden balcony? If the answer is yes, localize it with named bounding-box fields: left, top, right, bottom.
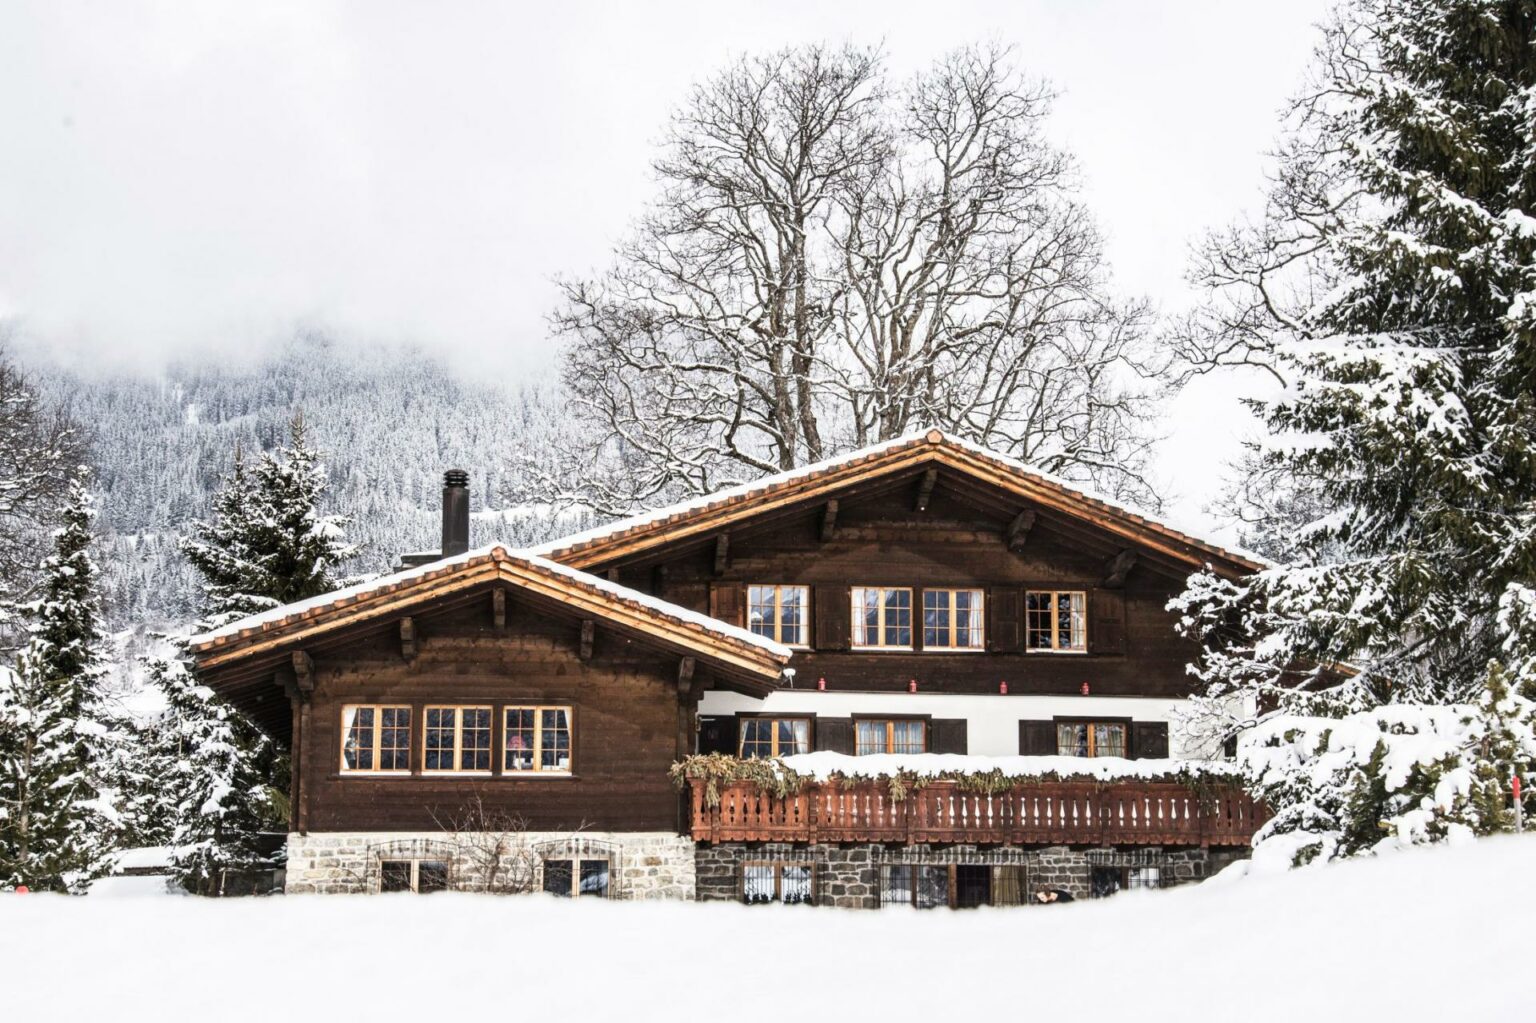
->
left=688, top=778, right=1265, bottom=848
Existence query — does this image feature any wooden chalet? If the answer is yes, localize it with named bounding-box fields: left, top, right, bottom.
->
left=189, top=429, right=1266, bottom=906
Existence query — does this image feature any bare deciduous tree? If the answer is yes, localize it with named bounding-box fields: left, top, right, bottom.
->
left=527, top=43, right=1162, bottom=515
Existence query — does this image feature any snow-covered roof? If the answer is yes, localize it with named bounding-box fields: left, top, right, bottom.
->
left=189, top=544, right=791, bottom=678
left=530, top=427, right=1268, bottom=573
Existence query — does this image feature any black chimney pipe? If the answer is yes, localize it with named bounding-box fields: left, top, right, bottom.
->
left=441, top=469, right=470, bottom=557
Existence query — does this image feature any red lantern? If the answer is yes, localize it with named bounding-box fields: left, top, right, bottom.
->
left=1080, top=681, right=1091, bottom=696
left=908, top=679, right=918, bottom=693
left=817, top=676, right=826, bottom=692
left=999, top=680, right=1009, bottom=694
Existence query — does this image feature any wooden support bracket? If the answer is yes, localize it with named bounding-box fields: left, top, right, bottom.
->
left=676, top=656, right=696, bottom=700
left=819, top=499, right=839, bottom=542
left=1103, top=549, right=1139, bottom=588
left=915, top=468, right=938, bottom=512
left=1006, top=509, right=1037, bottom=551
left=291, top=650, right=314, bottom=695
left=579, top=619, right=595, bottom=661
left=713, top=533, right=730, bottom=576
left=492, top=588, right=506, bottom=630
left=399, top=616, right=417, bottom=661
left=606, top=567, right=621, bottom=583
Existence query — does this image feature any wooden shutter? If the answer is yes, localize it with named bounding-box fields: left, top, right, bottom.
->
left=1131, top=721, right=1169, bottom=760
left=813, top=585, right=850, bottom=651
left=815, top=717, right=855, bottom=754
left=987, top=587, right=1022, bottom=652
left=1088, top=588, right=1126, bottom=655
left=1019, top=720, right=1056, bottom=756
left=708, top=582, right=745, bottom=628
left=930, top=719, right=969, bottom=754
left=697, top=716, right=737, bottom=756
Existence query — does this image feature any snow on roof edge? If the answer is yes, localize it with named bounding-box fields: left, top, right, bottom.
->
left=526, top=427, right=1270, bottom=569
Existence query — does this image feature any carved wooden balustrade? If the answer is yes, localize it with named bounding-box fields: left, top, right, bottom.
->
left=689, top=778, right=1264, bottom=848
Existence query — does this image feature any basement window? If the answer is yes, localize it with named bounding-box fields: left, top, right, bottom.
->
left=380, top=859, right=449, bottom=894
left=542, top=858, right=609, bottom=898
left=742, top=863, right=813, bottom=905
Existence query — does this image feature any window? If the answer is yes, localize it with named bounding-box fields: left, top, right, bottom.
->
left=423, top=706, right=492, bottom=772
left=504, top=706, right=573, bottom=774
left=341, top=705, right=412, bottom=772
left=1056, top=721, right=1128, bottom=758
left=543, top=858, right=609, bottom=898
left=855, top=719, right=927, bottom=756
left=852, top=587, right=913, bottom=649
left=880, top=864, right=950, bottom=909
left=739, top=717, right=809, bottom=758
left=1090, top=865, right=1161, bottom=899
left=380, top=859, right=448, bottom=894
left=1026, top=590, right=1087, bottom=652
left=748, top=585, right=808, bottom=646
left=922, top=589, right=985, bottom=650
left=742, top=863, right=813, bottom=905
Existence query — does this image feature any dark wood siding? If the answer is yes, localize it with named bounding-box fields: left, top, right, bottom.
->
left=930, top=718, right=969, bottom=754
left=1132, top=721, right=1170, bottom=759
left=1019, top=720, right=1056, bottom=756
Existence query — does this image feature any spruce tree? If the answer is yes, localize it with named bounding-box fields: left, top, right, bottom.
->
left=0, top=472, right=115, bottom=889
left=1173, top=0, right=1536, bottom=859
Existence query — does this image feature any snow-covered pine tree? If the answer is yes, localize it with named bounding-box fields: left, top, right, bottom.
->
left=149, top=414, right=349, bottom=890
left=1172, top=0, right=1536, bottom=862
left=0, top=471, right=116, bottom=889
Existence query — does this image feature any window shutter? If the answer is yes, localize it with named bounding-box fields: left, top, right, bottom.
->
left=930, top=719, right=968, bottom=754
left=815, top=717, right=855, bottom=754
left=708, top=583, right=745, bottom=628
left=1131, top=721, right=1169, bottom=760
left=987, top=587, right=1022, bottom=652
left=1088, top=589, right=1126, bottom=655
left=697, top=716, right=737, bottom=756
left=1019, top=720, right=1056, bottom=756
left=813, top=585, right=850, bottom=651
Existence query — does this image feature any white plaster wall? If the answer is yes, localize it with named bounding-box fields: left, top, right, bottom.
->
left=698, top=690, right=1221, bottom=760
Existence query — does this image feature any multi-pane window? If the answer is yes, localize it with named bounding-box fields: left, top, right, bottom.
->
left=852, top=587, right=913, bottom=649
left=380, top=859, right=448, bottom=894
left=504, top=706, right=573, bottom=774
left=341, top=705, right=412, bottom=772
left=922, top=589, right=985, bottom=650
left=738, top=717, right=810, bottom=758
left=855, top=719, right=927, bottom=756
left=747, top=585, right=809, bottom=646
left=880, top=865, right=950, bottom=909
left=742, top=863, right=813, bottom=905
left=1025, top=590, right=1087, bottom=652
left=1056, top=722, right=1128, bottom=758
left=423, top=706, right=493, bottom=772
left=542, top=858, right=609, bottom=898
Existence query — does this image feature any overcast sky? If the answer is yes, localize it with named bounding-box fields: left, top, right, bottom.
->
left=0, top=0, right=1332, bottom=535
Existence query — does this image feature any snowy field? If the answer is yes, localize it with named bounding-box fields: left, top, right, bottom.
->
left=5, top=836, right=1532, bottom=1022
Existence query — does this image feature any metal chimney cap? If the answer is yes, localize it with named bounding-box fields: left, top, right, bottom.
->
left=443, top=469, right=470, bottom=488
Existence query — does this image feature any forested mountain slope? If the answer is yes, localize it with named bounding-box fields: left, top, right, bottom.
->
left=38, top=333, right=586, bottom=629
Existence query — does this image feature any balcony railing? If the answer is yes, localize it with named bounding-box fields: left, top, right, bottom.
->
left=688, top=778, right=1264, bottom=848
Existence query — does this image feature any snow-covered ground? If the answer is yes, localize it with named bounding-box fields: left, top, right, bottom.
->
left=4, top=835, right=1531, bottom=1021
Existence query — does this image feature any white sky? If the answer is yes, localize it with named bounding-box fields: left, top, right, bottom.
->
left=0, top=0, right=1331, bottom=537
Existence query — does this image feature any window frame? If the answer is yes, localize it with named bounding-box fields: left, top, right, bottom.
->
left=920, top=588, right=986, bottom=651
left=1054, top=718, right=1131, bottom=758
left=736, top=715, right=812, bottom=759
left=851, top=586, right=915, bottom=650
left=741, top=861, right=815, bottom=906
left=880, top=863, right=952, bottom=909
left=421, top=704, right=494, bottom=774
left=502, top=705, right=575, bottom=776
left=339, top=704, right=414, bottom=774
left=853, top=717, right=928, bottom=756
left=746, top=584, right=810, bottom=648
left=541, top=856, right=610, bottom=898
left=1025, top=589, right=1088, bottom=653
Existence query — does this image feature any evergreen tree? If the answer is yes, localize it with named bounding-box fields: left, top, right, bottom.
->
left=1173, top=0, right=1536, bottom=861
left=0, top=472, right=115, bottom=889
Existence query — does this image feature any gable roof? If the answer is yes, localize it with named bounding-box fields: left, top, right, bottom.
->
left=188, top=544, right=791, bottom=688
left=530, top=428, right=1266, bottom=576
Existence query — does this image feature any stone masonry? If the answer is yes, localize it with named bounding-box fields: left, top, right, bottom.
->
left=285, top=830, right=696, bottom=898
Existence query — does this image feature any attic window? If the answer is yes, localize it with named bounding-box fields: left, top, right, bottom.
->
left=748, top=585, right=808, bottom=646
left=341, top=705, right=412, bottom=773
left=852, top=587, right=913, bottom=649
left=1025, top=590, right=1087, bottom=652
left=423, top=706, right=493, bottom=772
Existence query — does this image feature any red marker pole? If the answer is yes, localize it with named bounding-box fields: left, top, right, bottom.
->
left=1515, top=774, right=1524, bottom=834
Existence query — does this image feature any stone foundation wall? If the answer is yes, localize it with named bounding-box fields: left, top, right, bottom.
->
left=285, top=830, right=696, bottom=899
left=697, top=842, right=1250, bottom=907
